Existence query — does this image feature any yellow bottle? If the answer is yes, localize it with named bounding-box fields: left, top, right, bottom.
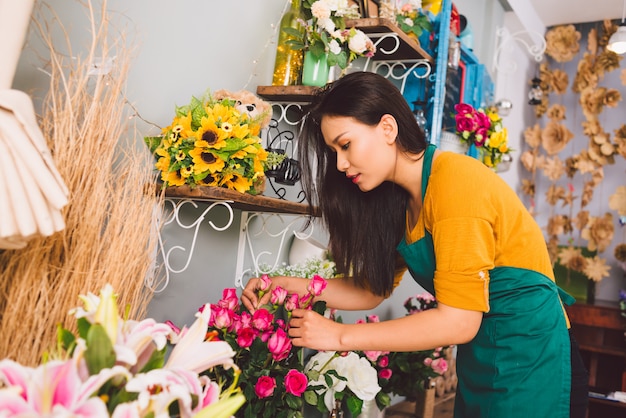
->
left=271, top=0, right=305, bottom=86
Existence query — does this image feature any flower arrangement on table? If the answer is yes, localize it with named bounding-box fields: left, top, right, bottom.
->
left=354, top=292, right=451, bottom=402
left=286, top=0, right=376, bottom=71
left=0, top=284, right=244, bottom=418
left=454, top=102, right=511, bottom=169
left=144, top=91, right=273, bottom=195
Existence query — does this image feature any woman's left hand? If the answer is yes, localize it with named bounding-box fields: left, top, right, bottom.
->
left=288, top=308, right=343, bottom=351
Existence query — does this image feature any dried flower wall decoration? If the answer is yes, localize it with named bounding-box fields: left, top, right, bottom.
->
left=541, top=121, right=575, bottom=155
left=545, top=24, right=582, bottom=63
left=521, top=21, right=626, bottom=293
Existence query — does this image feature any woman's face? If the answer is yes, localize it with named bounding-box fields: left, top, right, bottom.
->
left=320, top=114, right=398, bottom=192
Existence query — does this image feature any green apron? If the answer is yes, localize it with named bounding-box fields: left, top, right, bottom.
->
left=397, top=144, right=574, bottom=418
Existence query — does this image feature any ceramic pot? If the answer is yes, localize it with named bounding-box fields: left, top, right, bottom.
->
left=302, top=51, right=329, bottom=87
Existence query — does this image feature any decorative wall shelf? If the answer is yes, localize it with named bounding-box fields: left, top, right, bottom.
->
left=256, top=18, right=433, bottom=103
left=163, top=185, right=316, bottom=216
left=345, top=18, right=433, bottom=63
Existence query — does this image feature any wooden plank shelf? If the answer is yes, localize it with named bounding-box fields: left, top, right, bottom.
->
left=255, top=85, right=319, bottom=103
left=163, top=185, right=316, bottom=216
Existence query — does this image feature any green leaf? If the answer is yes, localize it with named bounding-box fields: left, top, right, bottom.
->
left=312, top=301, right=326, bottom=315
left=144, top=136, right=164, bottom=154
left=285, top=394, right=302, bottom=410
left=57, top=326, right=76, bottom=352
left=304, top=389, right=318, bottom=406
left=76, top=317, right=91, bottom=339
left=138, top=346, right=166, bottom=373
left=346, top=396, right=363, bottom=417
left=84, top=324, right=116, bottom=375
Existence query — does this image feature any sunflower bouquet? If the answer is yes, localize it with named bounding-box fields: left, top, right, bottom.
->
left=145, top=91, right=271, bottom=194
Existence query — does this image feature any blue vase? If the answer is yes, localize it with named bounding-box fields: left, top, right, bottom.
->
left=302, top=51, right=329, bottom=87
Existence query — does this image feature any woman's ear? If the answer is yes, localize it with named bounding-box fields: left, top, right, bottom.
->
left=379, top=114, right=398, bottom=144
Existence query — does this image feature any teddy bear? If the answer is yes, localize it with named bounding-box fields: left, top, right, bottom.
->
left=212, top=89, right=273, bottom=129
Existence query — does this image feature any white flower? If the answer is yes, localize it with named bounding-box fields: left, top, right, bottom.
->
left=318, top=17, right=336, bottom=33
left=335, top=352, right=380, bottom=401
left=311, top=1, right=331, bottom=19
left=328, top=39, right=342, bottom=55
left=403, top=17, right=414, bottom=27
left=305, top=351, right=347, bottom=412
left=348, top=30, right=371, bottom=55
left=305, top=351, right=381, bottom=412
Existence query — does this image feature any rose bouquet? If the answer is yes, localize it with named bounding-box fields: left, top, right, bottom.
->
left=357, top=293, right=450, bottom=401
left=144, top=91, right=270, bottom=194
left=0, top=284, right=244, bottom=418
left=170, top=275, right=329, bottom=418
left=454, top=103, right=511, bottom=168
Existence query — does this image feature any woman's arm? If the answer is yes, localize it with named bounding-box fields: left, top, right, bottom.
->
left=241, top=275, right=386, bottom=312
left=288, top=301, right=483, bottom=352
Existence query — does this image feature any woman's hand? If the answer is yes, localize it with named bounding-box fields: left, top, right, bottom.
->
left=288, top=308, right=343, bottom=351
left=241, top=275, right=273, bottom=313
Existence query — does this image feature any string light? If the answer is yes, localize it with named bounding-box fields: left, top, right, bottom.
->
left=242, top=0, right=292, bottom=90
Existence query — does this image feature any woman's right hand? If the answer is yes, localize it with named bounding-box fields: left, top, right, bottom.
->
left=241, top=275, right=273, bottom=313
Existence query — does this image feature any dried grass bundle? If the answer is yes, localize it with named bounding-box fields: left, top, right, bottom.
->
left=0, top=0, right=163, bottom=365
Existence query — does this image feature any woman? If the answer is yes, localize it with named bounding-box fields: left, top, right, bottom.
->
left=242, top=72, right=587, bottom=417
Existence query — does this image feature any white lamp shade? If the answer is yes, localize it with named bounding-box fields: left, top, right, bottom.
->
left=608, top=25, right=626, bottom=54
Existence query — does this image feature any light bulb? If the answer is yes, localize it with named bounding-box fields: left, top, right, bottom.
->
left=608, top=25, right=626, bottom=54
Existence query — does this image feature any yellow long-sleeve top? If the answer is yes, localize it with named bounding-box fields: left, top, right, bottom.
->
left=400, top=151, right=556, bottom=313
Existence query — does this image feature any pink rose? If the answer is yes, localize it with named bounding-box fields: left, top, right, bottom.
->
left=454, top=103, right=475, bottom=115
left=367, top=315, right=380, bottom=323
left=254, top=376, right=276, bottom=398
left=218, top=288, right=239, bottom=311
left=284, top=294, right=299, bottom=311
left=299, top=293, right=312, bottom=308
left=270, top=287, right=288, bottom=305
left=236, top=326, right=257, bottom=348
left=430, top=358, right=448, bottom=375
left=455, top=113, right=476, bottom=133
left=377, top=355, right=389, bottom=368
left=474, top=127, right=488, bottom=146
left=476, top=111, right=491, bottom=129
left=259, top=274, right=272, bottom=291
left=284, top=369, right=308, bottom=396
left=268, top=328, right=292, bottom=361
left=307, top=275, right=327, bottom=297
left=252, top=308, right=274, bottom=331
left=378, top=368, right=393, bottom=380
left=364, top=350, right=384, bottom=362
left=211, top=306, right=234, bottom=330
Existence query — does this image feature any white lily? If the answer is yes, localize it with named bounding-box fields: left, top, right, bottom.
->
left=165, top=303, right=236, bottom=373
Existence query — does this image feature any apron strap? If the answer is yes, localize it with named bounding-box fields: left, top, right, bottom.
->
left=557, top=286, right=576, bottom=306
left=421, top=144, right=437, bottom=200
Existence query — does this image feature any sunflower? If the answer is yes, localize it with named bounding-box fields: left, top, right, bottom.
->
left=220, top=173, right=251, bottom=194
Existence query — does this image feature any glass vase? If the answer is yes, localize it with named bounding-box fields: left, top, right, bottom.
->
left=271, top=0, right=305, bottom=86
left=302, top=51, right=329, bottom=87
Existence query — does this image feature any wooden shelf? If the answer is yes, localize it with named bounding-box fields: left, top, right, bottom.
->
left=163, top=185, right=317, bottom=216
left=256, top=85, right=319, bottom=103
left=345, top=18, right=433, bottom=63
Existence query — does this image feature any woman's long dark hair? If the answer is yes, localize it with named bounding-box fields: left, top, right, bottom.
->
left=298, top=72, right=428, bottom=296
